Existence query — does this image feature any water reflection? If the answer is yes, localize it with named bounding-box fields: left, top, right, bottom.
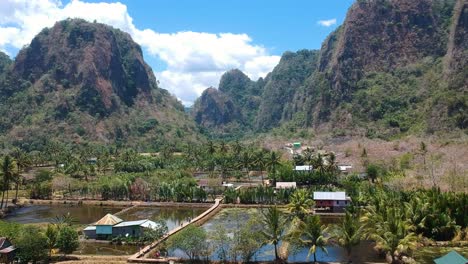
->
left=4, top=204, right=124, bottom=224
left=170, top=208, right=384, bottom=262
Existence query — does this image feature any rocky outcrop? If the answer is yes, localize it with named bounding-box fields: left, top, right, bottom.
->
left=0, top=19, right=198, bottom=150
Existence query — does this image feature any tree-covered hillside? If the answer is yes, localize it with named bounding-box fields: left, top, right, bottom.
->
left=193, top=0, right=467, bottom=140
left=0, top=19, right=201, bottom=151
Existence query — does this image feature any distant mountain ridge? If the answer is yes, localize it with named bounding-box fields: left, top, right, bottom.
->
left=192, top=0, right=467, bottom=139
left=0, top=19, right=200, bottom=150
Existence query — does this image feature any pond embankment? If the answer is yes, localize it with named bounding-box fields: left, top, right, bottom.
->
left=21, top=199, right=213, bottom=208
left=127, top=198, right=223, bottom=263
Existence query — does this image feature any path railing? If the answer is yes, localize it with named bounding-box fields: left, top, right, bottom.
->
left=127, top=198, right=222, bottom=263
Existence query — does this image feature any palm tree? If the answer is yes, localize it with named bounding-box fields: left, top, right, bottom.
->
left=361, top=206, right=419, bottom=263
left=329, top=210, right=362, bottom=263
left=325, top=152, right=338, bottom=174
left=207, top=140, right=216, bottom=155
left=232, top=140, right=243, bottom=157
left=1, top=156, right=17, bottom=209
left=302, top=148, right=314, bottom=164
left=287, top=189, right=314, bottom=220
left=11, top=149, right=31, bottom=203
left=288, top=215, right=328, bottom=263
left=219, top=141, right=228, bottom=154
left=239, top=151, right=255, bottom=183
left=265, top=151, right=281, bottom=186
left=260, top=206, right=286, bottom=260
left=312, top=153, right=325, bottom=178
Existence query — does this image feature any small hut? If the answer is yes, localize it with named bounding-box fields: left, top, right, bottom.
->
left=433, top=251, right=468, bottom=264
left=94, top=214, right=123, bottom=239
left=0, top=237, right=16, bottom=263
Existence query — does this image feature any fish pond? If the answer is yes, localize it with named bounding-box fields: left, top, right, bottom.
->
left=118, top=206, right=207, bottom=231
left=4, top=204, right=125, bottom=224
left=169, top=208, right=384, bottom=263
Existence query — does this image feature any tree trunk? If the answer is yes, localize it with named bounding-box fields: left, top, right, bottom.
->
left=14, top=180, right=19, bottom=204
left=314, top=251, right=317, bottom=263
left=274, top=242, right=279, bottom=260
left=0, top=188, right=4, bottom=209
left=5, top=182, right=9, bottom=209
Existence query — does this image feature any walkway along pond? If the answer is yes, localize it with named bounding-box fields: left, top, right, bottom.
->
left=127, top=198, right=223, bottom=263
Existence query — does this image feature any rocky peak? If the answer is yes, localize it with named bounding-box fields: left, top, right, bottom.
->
left=192, top=87, right=242, bottom=128
left=11, top=18, right=158, bottom=116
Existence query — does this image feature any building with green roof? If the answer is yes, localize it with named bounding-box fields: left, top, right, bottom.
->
left=433, top=250, right=468, bottom=264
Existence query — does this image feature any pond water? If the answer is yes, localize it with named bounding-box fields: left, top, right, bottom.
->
left=170, top=208, right=383, bottom=262
left=4, top=204, right=125, bottom=224
left=118, top=206, right=207, bottom=231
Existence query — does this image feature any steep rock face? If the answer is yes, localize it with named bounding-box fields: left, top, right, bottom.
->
left=319, top=0, right=455, bottom=102
left=0, top=19, right=199, bottom=150
left=297, top=0, right=465, bottom=135
left=192, top=87, right=242, bottom=128
left=11, top=19, right=156, bottom=115
left=192, top=0, right=466, bottom=138
left=256, top=50, right=319, bottom=130
left=445, top=0, right=468, bottom=90
left=218, top=69, right=263, bottom=125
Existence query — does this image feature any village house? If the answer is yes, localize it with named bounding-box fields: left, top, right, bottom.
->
left=83, top=214, right=160, bottom=240
left=338, top=165, right=353, bottom=174
left=294, top=165, right=313, bottom=172
left=313, top=191, right=351, bottom=213
left=433, top=250, right=468, bottom=264
left=0, top=237, right=16, bottom=263
left=275, top=182, right=297, bottom=189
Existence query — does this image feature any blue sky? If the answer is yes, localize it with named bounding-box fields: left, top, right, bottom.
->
left=0, top=0, right=354, bottom=104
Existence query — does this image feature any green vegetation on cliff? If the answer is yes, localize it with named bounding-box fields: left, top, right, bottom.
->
left=0, top=19, right=200, bottom=151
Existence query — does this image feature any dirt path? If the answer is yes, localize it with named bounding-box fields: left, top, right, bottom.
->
left=54, top=255, right=128, bottom=264
left=128, top=198, right=223, bottom=263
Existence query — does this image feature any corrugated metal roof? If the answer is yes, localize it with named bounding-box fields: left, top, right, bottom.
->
left=276, top=182, right=297, bottom=189
left=313, top=191, right=346, bottom=200
left=114, top=220, right=148, bottom=227
left=83, top=226, right=96, bottom=231
left=95, top=214, right=123, bottom=225
left=295, top=165, right=313, bottom=171
left=338, top=165, right=352, bottom=171
left=0, top=246, right=16, bottom=254
left=434, top=251, right=468, bottom=264
left=114, top=220, right=160, bottom=230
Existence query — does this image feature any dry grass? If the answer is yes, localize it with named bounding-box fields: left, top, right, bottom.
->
left=260, top=134, right=468, bottom=191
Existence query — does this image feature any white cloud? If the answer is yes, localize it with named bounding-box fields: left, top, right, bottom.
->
left=0, top=0, right=280, bottom=105
left=317, top=18, right=337, bottom=27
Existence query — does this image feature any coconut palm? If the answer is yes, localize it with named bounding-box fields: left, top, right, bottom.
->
left=265, top=151, right=281, bottom=185
left=11, top=149, right=31, bottom=203
left=1, top=155, right=17, bottom=209
left=287, top=189, right=314, bottom=220
left=260, top=206, right=286, bottom=260
left=288, top=215, right=328, bottom=263
left=329, top=210, right=362, bottom=263
left=361, top=206, right=419, bottom=263
left=312, top=153, right=325, bottom=178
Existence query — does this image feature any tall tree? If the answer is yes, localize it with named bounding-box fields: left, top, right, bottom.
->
left=289, top=215, right=328, bottom=263
left=1, top=155, right=17, bottom=209
left=329, top=210, right=362, bottom=263
left=260, top=206, right=286, bottom=260
left=11, top=149, right=31, bottom=203
left=265, top=151, right=281, bottom=185
left=287, top=188, right=314, bottom=220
